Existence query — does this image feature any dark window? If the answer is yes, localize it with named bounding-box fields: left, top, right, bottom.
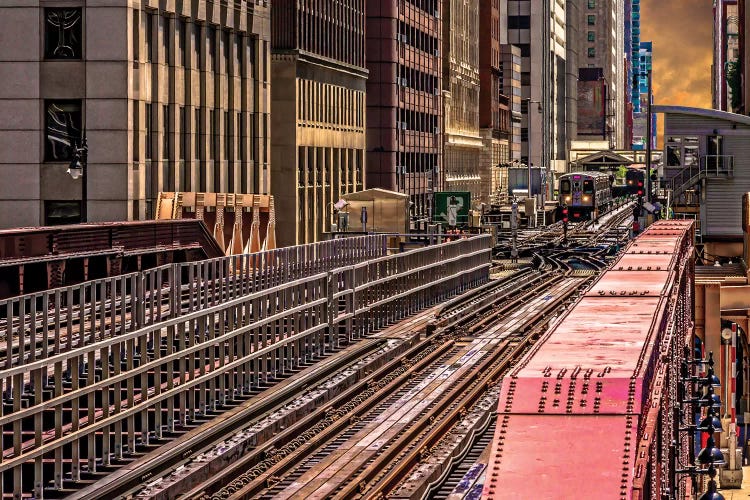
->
left=517, top=43, right=531, bottom=57
left=44, top=8, right=83, bottom=59
left=588, top=0, right=595, bottom=8
left=507, top=16, right=530, bottom=29
left=208, top=26, right=216, bottom=72
left=45, top=201, right=82, bottom=225
left=44, top=100, right=82, bottom=162
left=587, top=15, right=595, bottom=25
left=162, top=105, right=169, bottom=159
left=560, top=179, right=571, bottom=193
left=666, top=145, right=681, bottom=166
left=145, top=103, right=153, bottom=159
left=588, top=47, right=595, bottom=58
left=177, top=18, right=186, bottom=66
left=210, top=110, right=216, bottom=159
left=583, top=180, right=595, bottom=194
left=162, top=16, right=170, bottom=64
left=587, top=31, right=595, bottom=42
left=179, top=106, right=187, bottom=161
left=145, top=13, right=153, bottom=62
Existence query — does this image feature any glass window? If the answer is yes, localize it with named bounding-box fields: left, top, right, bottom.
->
left=145, top=103, right=152, bottom=160
left=44, top=8, right=83, bottom=59
left=588, top=47, right=595, bottom=58
left=45, top=201, right=82, bottom=225
left=44, top=100, right=82, bottom=162
left=583, top=180, right=595, bottom=194
left=145, top=13, right=153, bottom=62
left=587, top=31, right=595, bottom=42
left=560, top=179, right=571, bottom=193
left=587, top=15, right=595, bottom=25
left=208, top=26, right=216, bottom=72
left=588, top=0, right=595, bottom=8
left=666, top=145, right=681, bottom=167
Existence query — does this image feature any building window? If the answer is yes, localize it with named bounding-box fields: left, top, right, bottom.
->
left=45, top=201, right=82, bottom=226
left=44, top=8, right=83, bottom=59
left=162, top=105, right=169, bottom=159
left=208, top=26, right=216, bottom=72
left=177, top=18, right=186, bottom=66
left=588, top=0, right=595, bottom=8
left=587, top=15, right=595, bottom=25
left=587, top=31, right=595, bottom=42
left=44, top=100, right=82, bottom=162
left=588, top=47, right=595, bottom=58
left=161, top=16, right=170, bottom=64
left=145, top=12, right=153, bottom=62
left=508, top=16, right=530, bottom=29
left=145, top=103, right=153, bottom=159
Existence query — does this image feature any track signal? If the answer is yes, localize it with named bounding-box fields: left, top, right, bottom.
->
left=562, top=205, right=569, bottom=224
left=637, top=180, right=644, bottom=197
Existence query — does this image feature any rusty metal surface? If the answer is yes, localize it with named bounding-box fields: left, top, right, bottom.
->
left=483, top=220, right=695, bottom=500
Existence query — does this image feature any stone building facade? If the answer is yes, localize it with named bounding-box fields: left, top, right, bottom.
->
left=366, top=0, right=442, bottom=225
left=271, top=0, right=367, bottom=246
left=443, top=0, right=483, bottom=206
left=0, top=0, right=271, bottom=229
left=479, top=0, right=512, bottom=204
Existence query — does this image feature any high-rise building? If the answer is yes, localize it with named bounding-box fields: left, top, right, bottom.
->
left=366, top=1, right=442, bottom=224
left=499, top=45, right=523, bottom=163
left=0, top=1, right=271, bottom=229
left=506, top=0, right=568, bottom=195
left=443, top=0, right=484, bottom=204
left=479, top=0, right=513, bottom=203
left=630, top=0, right=642, bottom=115
left=271, top=0, right=367, bottom=246
left=713, top=0, right=739, bottom=112
left=624, top=0, right=634, bottom=146
left=573, top=0, right=626, bottom=148
left=632, top=41, right=656, bottom=150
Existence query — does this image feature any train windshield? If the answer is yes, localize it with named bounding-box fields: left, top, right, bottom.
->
left=583, top=180, right=594, bottom=194
left=560, top=179, right=571, bottom=193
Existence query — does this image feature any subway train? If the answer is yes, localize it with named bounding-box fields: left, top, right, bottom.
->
left=611, top=167, right=646, bottom=198
left=558, top=171, right=612, bottom=221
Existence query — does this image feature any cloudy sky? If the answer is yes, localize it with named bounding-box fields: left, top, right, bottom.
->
left=641, top=0, right=713, bottom=108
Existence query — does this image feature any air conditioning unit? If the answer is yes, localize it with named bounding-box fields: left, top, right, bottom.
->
left=398, top=34, right=408, bottom=43
left=400, top=121, right=408, bottom=130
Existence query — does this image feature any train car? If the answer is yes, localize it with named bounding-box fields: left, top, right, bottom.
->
left=611, top=166, right=646, bottom=198
left=483, top=221, right=696, bottom=499
left=558, top=171, right=612, bottom=221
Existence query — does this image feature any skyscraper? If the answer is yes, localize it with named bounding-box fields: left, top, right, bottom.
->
left=713, top=0, right=739, bottom=111
left=366, top=0, right=442, bottom=224
left=632, top=41, right=656, bottom=150
left=506, top=0, right=568, bottom=196
left=572, top=0, right=626, bottom=148
left=271, top=0, right=367, bottom=246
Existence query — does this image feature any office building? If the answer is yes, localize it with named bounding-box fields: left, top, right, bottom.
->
left=573, top=0, right=626, bottom=148
left=366, top=1, right=442, bottom=224
left=443, top=0, right=484, bottom=204
left=479, top=0, right=512, bottom=204
left=632, top=41, right=656, bottom=150
left=500, top=44, right=523, bottom=163
left=713, top=0, right=739, bottom=111
left=271, top=0, right=367, bottom=246
left=0, top=1, right=271, bottom=229
left=506, top=0, right=568, bottom=197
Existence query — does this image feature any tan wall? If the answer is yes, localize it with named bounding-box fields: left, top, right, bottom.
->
left=271, top=55, right=366, bottom=247
left=0, top=1, right=271, bottom=229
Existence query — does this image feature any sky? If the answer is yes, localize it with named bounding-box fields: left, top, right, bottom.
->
left=641, top=0, right=713, bottom=109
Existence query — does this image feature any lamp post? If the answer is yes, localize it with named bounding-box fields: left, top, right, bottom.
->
left=67, top=134, right=88, bottom=223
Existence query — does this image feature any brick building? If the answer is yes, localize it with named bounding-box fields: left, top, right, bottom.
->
left=366, top=0, right=442, bottom=225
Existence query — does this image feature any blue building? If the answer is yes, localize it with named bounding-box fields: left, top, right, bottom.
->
left=632, top=41, right=657, bottom=150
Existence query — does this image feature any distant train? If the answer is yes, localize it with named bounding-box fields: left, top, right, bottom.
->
left=611, top=167, right=646, bottom=198
left=558, top=171, right=612, bottom=221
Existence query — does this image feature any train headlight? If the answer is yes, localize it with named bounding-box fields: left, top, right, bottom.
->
left=583, top=195, right=591, bottom=202
left=564, top=196, right=571, bottom=203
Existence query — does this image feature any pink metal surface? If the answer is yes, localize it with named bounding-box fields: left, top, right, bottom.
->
left=483, top=220, right=696, bottom=500
left=484, top=415, right=635, bottom=499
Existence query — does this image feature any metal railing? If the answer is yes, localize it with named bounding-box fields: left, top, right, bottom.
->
left=668, top=155, right=734, bottom=203
left=0, top=236, right=389, bottom=374
left=0, top=235, right=491, bottom=498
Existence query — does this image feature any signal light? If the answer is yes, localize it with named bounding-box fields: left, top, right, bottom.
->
left=562, top=206, right=569, bottom=224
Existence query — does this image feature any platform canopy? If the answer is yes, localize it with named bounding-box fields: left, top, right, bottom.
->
left=571, top=151, right=634, bottom=170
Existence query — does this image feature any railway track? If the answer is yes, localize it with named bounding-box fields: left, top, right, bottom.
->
left=140, top=254, right=597, bottom=500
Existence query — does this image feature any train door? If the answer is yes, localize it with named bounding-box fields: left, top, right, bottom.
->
left=583, top=178, right=596, bottom=218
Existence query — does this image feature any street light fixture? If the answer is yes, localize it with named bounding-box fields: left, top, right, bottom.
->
left=524, top=98, right=542, bottom=202
left=67, top=134, right=88, bottom=222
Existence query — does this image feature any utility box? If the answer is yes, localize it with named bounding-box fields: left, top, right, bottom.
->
left=340, top=188, right=409, bottom=234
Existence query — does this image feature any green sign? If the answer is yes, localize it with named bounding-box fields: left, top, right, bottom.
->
left=434, top=191, right=471, bottom=226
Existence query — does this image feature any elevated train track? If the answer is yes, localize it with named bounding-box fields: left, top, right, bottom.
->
left=0, top=211, right=634, bottom=499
